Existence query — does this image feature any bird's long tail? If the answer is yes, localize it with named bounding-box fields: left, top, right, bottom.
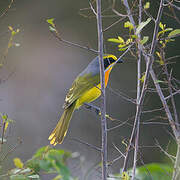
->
left=48, top=102, right=76, bottom=146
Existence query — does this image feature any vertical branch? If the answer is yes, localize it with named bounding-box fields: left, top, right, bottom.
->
left=164, top=66, right=179, bottom=132
left=96, top=0, right=107, bottom=179
left=122, top=0, right=164, bottom=173
left=132, top=0, right=142, bottom=179
left=150, top=68, right=180, bottom=179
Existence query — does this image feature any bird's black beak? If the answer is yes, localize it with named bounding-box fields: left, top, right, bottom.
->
left=117, top=58, right=123, bottom=63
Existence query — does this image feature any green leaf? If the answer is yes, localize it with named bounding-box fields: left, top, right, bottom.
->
left=154, top=80, right=164, bottom=83
left=135, top=163, right=172, bottom=180
left=26, top=159, right=40, bottom=173
left=118, top=47, right=129, bottom=51
left=39, top=159, right=53, bottom=172
left=46, top=18, right=55, bottom=27
left=140, top=36, right=149, bottom=45
left=144, top=2, right=150, bottom=9
left=139, top=74, right=146, bottom=83
left=49, top=26, right=56, bottom=32
left=156, top=51, right=164, bottom=65
left=158, top=28, right=173, bottom=37
left=33, top=146, right=49, bottom=158
left=10, top=175, right=28, bottom=180
left=126, top=38, right=133, bottom=44
left=28, top=174, right=40, bottom=179
left=20, top=168, right=31, bottom=174
left=159, top=22, right=164, bottom=30
left=168, top=29, right=180, bottom=38
left=118, top=36, right=125, bottom=43
left=11, top=168, right=21, bottom=175
left=108, top=38, right=124, bottom=44
left=135, top=18, right=151, bottom=35
left=1, top=114, right=8, bottom=120
left=13, top=158, right=24, bottom=169
left=118, top=44, right=127, bottom=48
left=124, top=21, right=134, bottom=30
left=131, top=34, right=138, bottom=39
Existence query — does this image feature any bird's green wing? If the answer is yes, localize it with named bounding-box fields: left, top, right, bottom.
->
left=63, top=73, right=100, bottom=109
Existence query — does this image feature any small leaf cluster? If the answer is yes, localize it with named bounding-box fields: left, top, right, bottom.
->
left=108, top=36, right=133, bottom=51
left=7, top=26, right=20, bottom=49
left=46, top=18, right=57, bottom=33
left=155, top=22, right=180, bottom=66
left=158, top=22, right=180, bottom=48
left=108, top=18, right=151, bottom=51
left=0, top=113, right=14, bottom=143
left=4, top=146, right=76, bottom=180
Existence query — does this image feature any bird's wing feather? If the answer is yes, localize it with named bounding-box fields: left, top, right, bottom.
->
left=63, top=73, right=100, bottom=109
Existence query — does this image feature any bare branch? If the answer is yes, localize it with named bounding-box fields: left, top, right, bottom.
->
left=103, top=17, right=126, bottom=32
left=164, top=66, right=180, bottom=131
left=164, top=0, right=180, bottom=11
left=71, top=138, right=101, bottom=152
left=96, top=0, right=108, bottom=179
left=112, top=143, right=126, bottom=158
left=132, top=0, right=142, bottom=177
left=50, top=30, right=98, bottom=53
left=155, top=139, right=175, bottom=162
left=150, top=69, right=179, bottom=139
left=0, top=0, right=14, bottom=18
left=108, top=87, right=136, bottom=104
left=165, top=89, right=180, bottom=100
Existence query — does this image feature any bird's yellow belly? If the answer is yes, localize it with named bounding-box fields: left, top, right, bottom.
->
left=76, top=84, right=101, bottom=109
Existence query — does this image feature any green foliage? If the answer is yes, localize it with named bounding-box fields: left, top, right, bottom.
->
left=124, top=21, right=134, bottom=31
left=1, top=146, right=75, bottom=180
left=108, top=18, right=151, bottom=51
left=46, top=18, right=57, bottom=32
left=27, top=146, right=73, bottom=180
left=109, top=163, right=172, bottom=180
left=0, top=113, right=14, bottom=143
left=135, top=18, right=151, bottom=35
left=108, top=36, right=133, bottom=51
left=135, top=163, right=172, bottom=180
left=140, top=36, right=149, bottom=45
left=168, top=29, right=180, bottom=38
left=158, top=22, right=173, bottom=38
left=144, top=2, right=150, bottom=9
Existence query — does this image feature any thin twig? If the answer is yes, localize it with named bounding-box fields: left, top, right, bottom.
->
left=165, top=89, right=180, bottom=100
left=112, top=143, right=126, bottom=158
left=0, top=0, right=14, bottom=18
left=132, top=0, right=142, bottom=178
left=150, top=69, right=179, bottom=139
left=155, top=139, right=175, bottom=163
left=107, top=119, right=130, bottom=131
left=71, top=138, right=101, bottom=152
left=164, top=0, right=180, bottom=11
left=107, top=87, right=136, bottom=104
left=103, top=17, right=126, bottom=32
left=50, top=30, right=98, bottom=53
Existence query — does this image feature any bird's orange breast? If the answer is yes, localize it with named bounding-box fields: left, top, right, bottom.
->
left=104, top=67, right=112, bottom=87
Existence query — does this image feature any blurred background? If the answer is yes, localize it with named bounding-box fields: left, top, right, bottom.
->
left=0, top=0, right=179, bottom=179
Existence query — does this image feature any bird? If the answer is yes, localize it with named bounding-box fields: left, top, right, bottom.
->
left=48, top=54, right=123, bottom=146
